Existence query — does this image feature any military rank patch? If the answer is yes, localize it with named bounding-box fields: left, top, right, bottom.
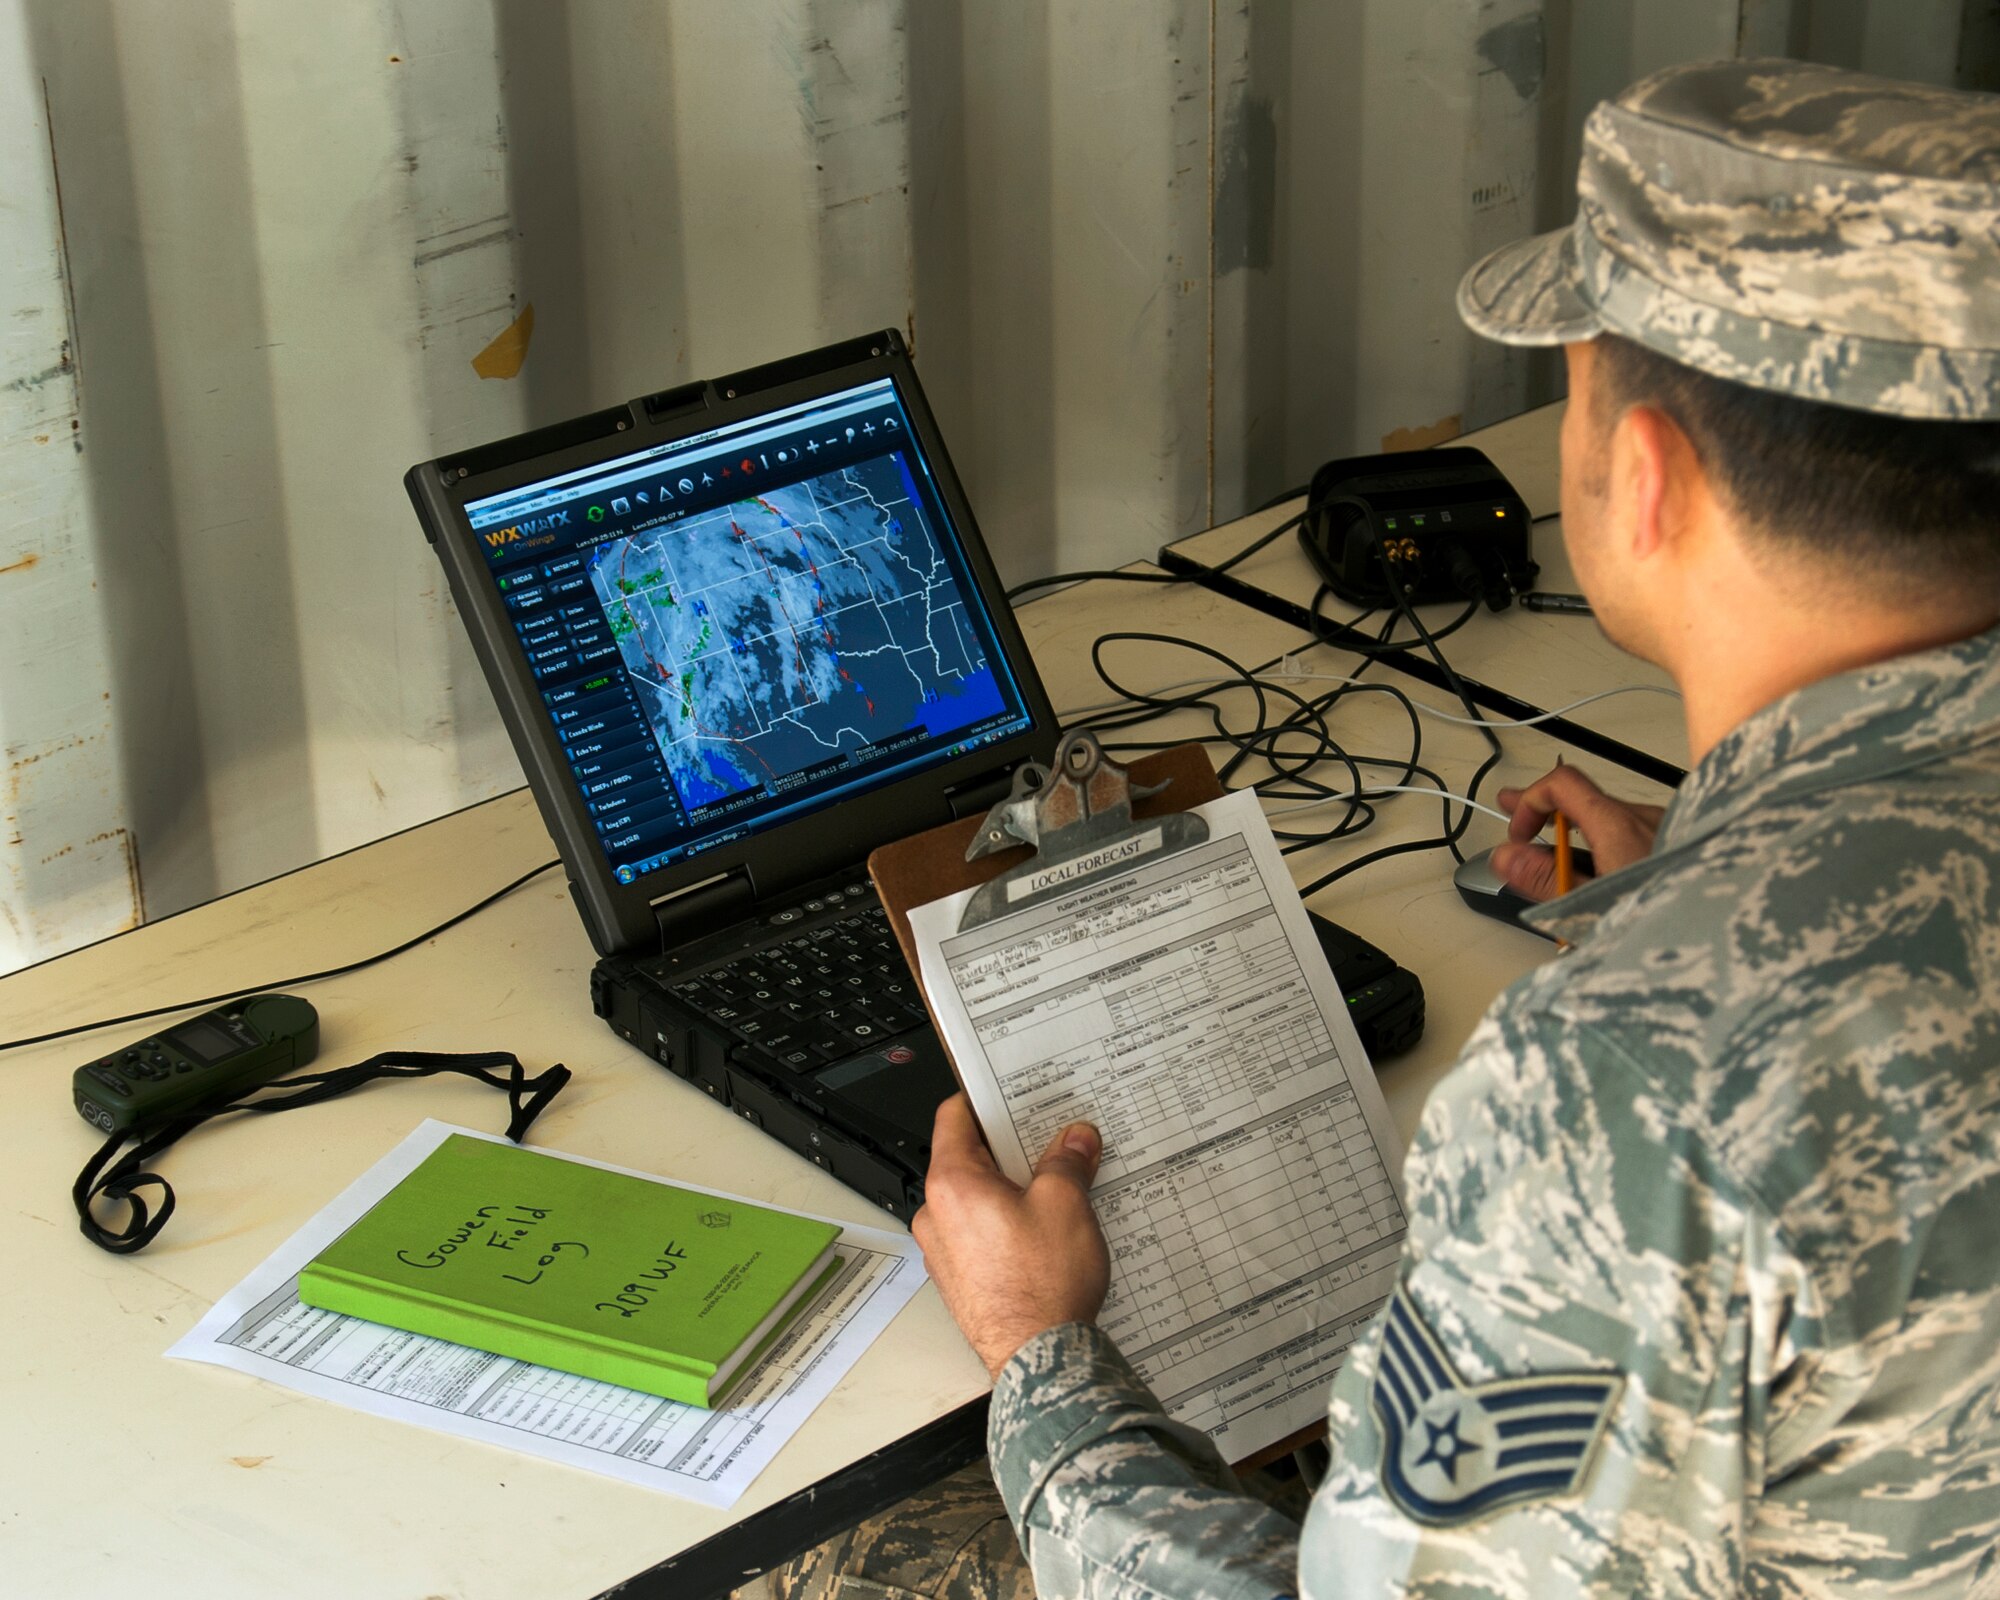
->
left=1368, top=1283, right=1621, bottom=1526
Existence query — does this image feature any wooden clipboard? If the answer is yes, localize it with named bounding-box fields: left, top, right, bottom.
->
left=866, top=741, right=1325, bottom=1470
left=867, top=742, right=1222, bottom=1018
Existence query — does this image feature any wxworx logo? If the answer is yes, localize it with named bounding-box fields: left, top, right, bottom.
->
left=482, top=510, right=572, bottom=548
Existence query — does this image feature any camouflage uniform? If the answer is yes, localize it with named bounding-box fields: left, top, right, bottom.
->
left=992, top=623, right=2000, bottom=1596
left=746, top=58, right=2000, bottom=1600
left=1457, top=58, right=2000, bottom=418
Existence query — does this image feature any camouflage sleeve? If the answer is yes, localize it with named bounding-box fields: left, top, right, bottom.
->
left=1296, top=1005, right=1809, bottom=1599
left=987, top=1321, right=1302, bottom=1600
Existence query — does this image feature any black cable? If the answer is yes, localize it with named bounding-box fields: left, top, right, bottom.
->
left=1376, top=574, right=1502, bottom=867
left=1306, top=584, right=1480, bottom=656
left=1019, top=483, right=1525, bottom=893
left=1259, top=628, right=1432, bottom=836
left=1078, top=634, right=1368, bottom=814
left=1, top=858, right=562, bottom=1055
left=1057, top=500, right=1509, bottom=890
left=1064, top=638, right=1289, bottom=741
left=1004, top=467, right=1558, bottom=888
left=1251, top=615, right=1455, bottom=852
left=1004, top=567, right=1186, bottom=604
left=1067, top=622, right=1497, bottom=871
left=75, top=1049, right=572, bottom=1253
left=1232, top=621, right=1406, bottom=821
left=1263, top=613, right=1416, bottom=781
left=1291, top=522, right=1505, bottom=893
left=1069, top=605, right=1403, bottom=753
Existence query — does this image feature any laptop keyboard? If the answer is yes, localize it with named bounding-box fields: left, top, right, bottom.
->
left=666, top=902, right=929, bottom=1076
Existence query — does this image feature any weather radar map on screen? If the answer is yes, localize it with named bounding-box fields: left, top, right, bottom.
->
left=464, top=377, right=1030, bottom=885
left=592, top=458, right=1000, bottom=809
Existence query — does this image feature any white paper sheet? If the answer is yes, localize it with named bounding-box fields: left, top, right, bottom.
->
left=167, top=1119, right=926, bottom=1507
left=911, top=789, right=1408, bottom=1463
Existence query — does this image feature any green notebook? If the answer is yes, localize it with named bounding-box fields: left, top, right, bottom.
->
left=299, top=1134, right=843, bottom=1408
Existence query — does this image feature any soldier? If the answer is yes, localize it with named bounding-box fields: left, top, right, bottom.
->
left=742, top=57, right=2000, bottom=1599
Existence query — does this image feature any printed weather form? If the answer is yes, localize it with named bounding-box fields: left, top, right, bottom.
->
left=587, top=457, right=1005, bottom=808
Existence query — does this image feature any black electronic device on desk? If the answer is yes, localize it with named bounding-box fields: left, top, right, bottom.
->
left=1309, top=912, right=1425, bottom=1060
left=1300, top=447, right=1537, bottom=613
left=71, top=995, right=320, bottom=1134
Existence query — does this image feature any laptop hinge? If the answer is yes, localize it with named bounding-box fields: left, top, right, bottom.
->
left=944, top=759, right=1021, bottom=820
left=650, top=871, right=757, bottom=952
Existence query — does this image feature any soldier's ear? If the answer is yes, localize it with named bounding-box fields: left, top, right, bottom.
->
left=1611, top=403, right=1704, bottom=565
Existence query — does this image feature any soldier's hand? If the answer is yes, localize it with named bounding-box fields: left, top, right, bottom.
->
left=1492, top=764, right=1664, bottom=901
left=912, top=1093, right=1111, bottom=1378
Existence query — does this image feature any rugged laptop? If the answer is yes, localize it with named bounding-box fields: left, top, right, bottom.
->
left=407, top=331, right=1057, bottom=1220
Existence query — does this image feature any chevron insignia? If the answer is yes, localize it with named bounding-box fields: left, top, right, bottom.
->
left=1369, top=1283, right=1622, bottom=1526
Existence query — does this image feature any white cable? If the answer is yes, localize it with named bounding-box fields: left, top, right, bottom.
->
left=1270, top=663, right=1681, bottom=728
left=1262, top=785, right=1513, bottom=825
left=1057, top=668, right=1679, bottom=731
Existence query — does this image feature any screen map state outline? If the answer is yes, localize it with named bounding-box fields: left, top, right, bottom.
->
left=586, top=456, right=1005, bottom=812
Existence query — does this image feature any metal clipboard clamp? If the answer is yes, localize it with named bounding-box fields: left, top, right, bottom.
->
left=957, top=731, right=1210, bottom=932
left=867, top=739, right=1224, bottom=1021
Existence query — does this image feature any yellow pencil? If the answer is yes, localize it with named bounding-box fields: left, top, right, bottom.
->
left=1553, top=808, right=1575, bottom=898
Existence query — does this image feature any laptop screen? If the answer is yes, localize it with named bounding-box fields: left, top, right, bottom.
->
left=462, top=377, right=1036, bottom=886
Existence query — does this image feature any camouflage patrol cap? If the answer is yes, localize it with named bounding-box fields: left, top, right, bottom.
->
left=1458, top=58, right=2000, bottom=419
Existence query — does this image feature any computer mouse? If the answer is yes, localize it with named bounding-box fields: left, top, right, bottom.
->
left=1453, top=847, right=1556, bottom=941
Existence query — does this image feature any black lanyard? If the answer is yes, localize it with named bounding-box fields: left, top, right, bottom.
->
left=74, top=1050, right=571, bottom=1254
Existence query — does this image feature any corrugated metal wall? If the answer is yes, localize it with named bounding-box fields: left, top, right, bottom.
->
left=2, top=0, right=1988, bottom=972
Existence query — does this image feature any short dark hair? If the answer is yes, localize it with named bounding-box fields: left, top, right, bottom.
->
left=1592, top=333, right=2000, bottom=593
